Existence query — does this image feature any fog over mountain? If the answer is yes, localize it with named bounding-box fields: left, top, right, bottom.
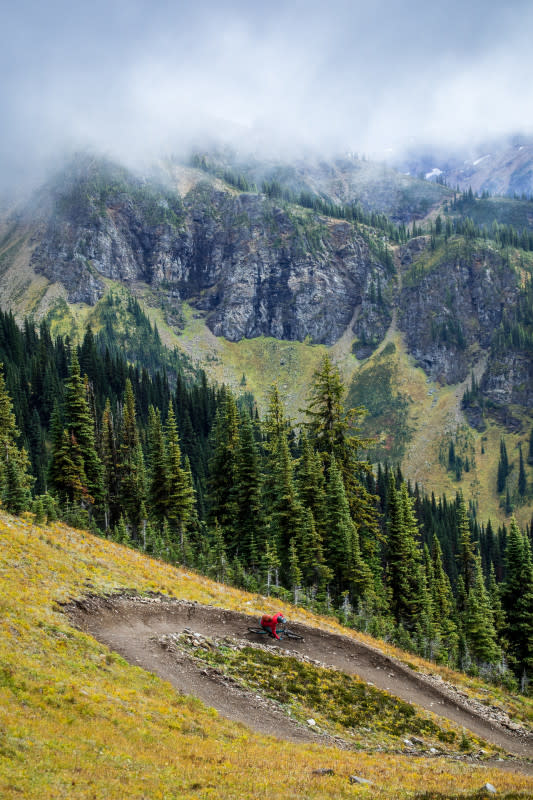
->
left=2, top=0, right=533, bottom=187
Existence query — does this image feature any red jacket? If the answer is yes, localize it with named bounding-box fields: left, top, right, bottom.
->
left=260, top=612, right=285, bottom=639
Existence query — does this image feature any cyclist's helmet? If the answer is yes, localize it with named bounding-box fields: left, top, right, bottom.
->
left=277, top=615, right=287, bottom=625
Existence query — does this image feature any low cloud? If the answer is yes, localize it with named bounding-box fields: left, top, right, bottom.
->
left=2, top=0, right=533, bottom=188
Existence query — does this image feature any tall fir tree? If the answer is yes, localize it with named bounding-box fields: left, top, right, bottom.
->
left=518, top=444, right=527, bottom=497
left=207, top=391, right=240, bottom=551
left=100, top=398, right=119, bottom=529
left=146, top=405, right=168, bottom=523
left=165, top=402, right=195, bottom=561
left=464, top=554, right=500, bottom=665
left=269, top=430, right=303, bottom=569
left=456, top=496, right=475, bottom=600
left=325, top=455, right=371, bottom=602
left=430, top=536, right=458, bottom=660
left=234, top=411, right=263, bottom=567
left=63, top=347, right=102, bottom=505
left=117, top=378, right=146, bottom=530
left=501, top=517, right=533, bottom=682
left=303, top=354, right=380, bottom=570
left=297, top=433, right=327, bottom=541
left=386, top=479, right=424, bottom=628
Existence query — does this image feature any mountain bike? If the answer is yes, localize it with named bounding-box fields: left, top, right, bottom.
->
left=247, top=625, right=304, bottom=641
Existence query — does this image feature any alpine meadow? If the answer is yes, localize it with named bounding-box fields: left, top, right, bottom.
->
left=2, top=1, right=533, bottom=797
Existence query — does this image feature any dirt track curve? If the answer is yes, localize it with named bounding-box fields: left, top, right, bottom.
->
left=69, top=595, right=533, bottom=767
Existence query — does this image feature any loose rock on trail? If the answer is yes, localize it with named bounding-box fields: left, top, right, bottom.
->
left=69, top=594, right=533, bottom=771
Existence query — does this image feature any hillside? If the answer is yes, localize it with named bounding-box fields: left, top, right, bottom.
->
left=0, top=152, right=532, bottom=531
left=1, top=510, right=533, bottom=799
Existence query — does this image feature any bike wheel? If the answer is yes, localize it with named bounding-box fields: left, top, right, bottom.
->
left=282, top=629, right=304, bottom=641
left=247, top=627, right=268, bottom=635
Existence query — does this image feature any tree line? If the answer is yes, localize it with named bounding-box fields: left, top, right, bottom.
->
left=1, top=311, right=532, bottom=690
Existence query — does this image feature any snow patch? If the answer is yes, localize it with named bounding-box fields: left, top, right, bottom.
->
left=425, top=167, right=443, bottom=180
left=473, top=154, right=491, bottom=166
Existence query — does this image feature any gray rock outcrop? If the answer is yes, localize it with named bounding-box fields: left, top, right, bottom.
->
left=31, top=167, right=393, bottom=346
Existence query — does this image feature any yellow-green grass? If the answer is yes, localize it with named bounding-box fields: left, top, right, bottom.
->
left=362, top=332, right=533, bottom=529
left=175, top=639, right=487, bottom=754
left=163, top=301, right=333, bottom=416
left=1, top=511, right=533, bottom=799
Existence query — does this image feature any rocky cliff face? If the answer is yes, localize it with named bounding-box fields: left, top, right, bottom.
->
left=398, top=238, right=519, bottom=384
left=30, top=163, right=393, bottom=345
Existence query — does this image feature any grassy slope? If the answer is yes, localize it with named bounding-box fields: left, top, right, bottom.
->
left=1, top=511, right=533, bottom=799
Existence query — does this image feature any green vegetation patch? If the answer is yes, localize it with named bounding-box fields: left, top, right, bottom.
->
left=347, top=342, right=412, bottom=463
left=45, top=297, right=79, bottom=339
left=183, top=640, right=465, bottom=748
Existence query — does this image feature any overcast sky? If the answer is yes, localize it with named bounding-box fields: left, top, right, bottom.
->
left=2, top=0, right=533, bottom=183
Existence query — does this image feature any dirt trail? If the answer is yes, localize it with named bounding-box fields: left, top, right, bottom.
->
left=69, top=596, right=533, bottom=767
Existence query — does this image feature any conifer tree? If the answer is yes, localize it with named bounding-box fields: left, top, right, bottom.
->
left=297, top=433, right=327, bottom=539
left=303, top=354, right=379, bottom=567
left=166, top=402, right=195, bottom=559
left=63, top=347, right=102, bottom=504
left=456, top=496, right=475, bottom=599
left=516, top=535, right=533, bottom=687
left=117, top=378, right=146, bottom=530
left=262, top=539, right=281, bottom=594
left=386, top=478, right=424, bottom=627
left=210, top=521, right=230, bottom=583
left=269, top=431, right=303, bottom=566
left=4, top=456, right=30, bottom=514
left=47, top=400, right=64, bottom=491
left=51, top=429, right=88, bottom=504
left=464, top=554, right=500, bottom=665
left=264, top=384, right=288, bottom=446
left=518, top=444, right=527, bottom=497
left=431, top=536, right=458, bottom=659
left=235, top=411, right=263, bottom=566
left=416, top=548, right=439, bottom=659
left=325, top=455, right=371, bottom=601
left=100, top=398, right=119, bottom=529
left=488, top=564, right=505, bottom=638
left=0, top=365, right=33, bottom=512
left=207, top=392, right=240, bottom=548
left=297, top=507, right=330, bottom=592
left=288, top=538, right=303, bottom=603
left=146, top=405, right=168, bottom=523
left=502, top=517, right=533, bottom=682
left=114, top=514, right=131, bottom=545
left=497, top=438, right=509, bottom=493
left=262, top=385, right=291, bottom=506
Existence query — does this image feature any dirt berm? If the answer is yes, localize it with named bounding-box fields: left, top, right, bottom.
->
left=69, top=594, right=533, bottom=765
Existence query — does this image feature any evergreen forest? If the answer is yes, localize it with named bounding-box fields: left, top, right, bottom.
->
left=1, top=305, right=533, bottom=692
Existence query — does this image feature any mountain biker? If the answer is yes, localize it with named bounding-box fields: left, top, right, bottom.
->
left=260, top=612, right=287, bottom=640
